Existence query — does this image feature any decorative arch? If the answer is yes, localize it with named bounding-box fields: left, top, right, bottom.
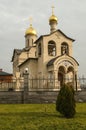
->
left=54, top=55, right=79, bottom=70
left=48, top=40, right=56, bottom=56
left=58, top=66, right=66, bottom=74
left=67, top=66, right=74, bottom=73
left=61, top=42, right=69, bottom=55
left=47, top=55, right=79, bottom=89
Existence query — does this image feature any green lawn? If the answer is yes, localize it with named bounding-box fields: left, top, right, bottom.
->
left=0, top=103, right=86, bottom=130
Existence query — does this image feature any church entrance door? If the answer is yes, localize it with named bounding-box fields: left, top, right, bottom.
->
left=58, top=72, right=64, bottom=87
left=58, top=66, right=65, bottom=88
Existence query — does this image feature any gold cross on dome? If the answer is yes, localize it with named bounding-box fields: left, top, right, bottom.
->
left=52, top=5, right=55, bottom=15
left=29, top=17, right=33, bottom=26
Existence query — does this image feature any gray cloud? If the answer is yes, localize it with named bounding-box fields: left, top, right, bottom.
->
left=0, top=0, right=86, bottom=76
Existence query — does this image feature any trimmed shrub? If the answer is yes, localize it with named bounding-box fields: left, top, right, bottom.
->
left=56, top=84, right=76, bottom=118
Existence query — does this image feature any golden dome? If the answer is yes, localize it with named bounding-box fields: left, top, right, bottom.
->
left=49, top=6, right=58, bottom=24
left=49, top=14, right=58, bottom=23
left=25, top=24, right=37, bottom=36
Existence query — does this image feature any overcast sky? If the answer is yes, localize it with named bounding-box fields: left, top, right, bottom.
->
left=0, top=0, right=86, bottom=77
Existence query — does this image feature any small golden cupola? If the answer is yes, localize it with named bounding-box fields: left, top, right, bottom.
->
left=25, top=24, right=37, bottom=36
left=49, top=14, right=58, bottom=24
left=25, top=18, right=37, bottom=48
left=49, top=6, right=58, bottom=33
left=25, top=17, right=37, bottom=36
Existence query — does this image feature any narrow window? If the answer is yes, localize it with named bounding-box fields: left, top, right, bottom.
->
left=48, top=41, right=56, bottom=56
left=32, top=39, right=33, bottom=45
left=28, top=39, right=29, bottom=47
left=38, top=43, right=41, bottom=56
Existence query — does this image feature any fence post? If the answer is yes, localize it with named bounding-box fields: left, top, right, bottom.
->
left=23, top=69, right=29, bottom=103
left=75, top=73, right=77, bottom=91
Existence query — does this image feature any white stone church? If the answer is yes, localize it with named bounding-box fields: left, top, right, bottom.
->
left=12, top=8, right=80, bottom=91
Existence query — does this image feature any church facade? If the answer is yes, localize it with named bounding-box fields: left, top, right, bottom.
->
left=12, top=8, right=80, bottom=91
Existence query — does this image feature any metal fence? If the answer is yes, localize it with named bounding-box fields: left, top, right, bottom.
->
left=0, top=76, right=86, bottom=91
left=0, top=78, right=24, bottom=91
left=79, top=77, right=86, bottom=89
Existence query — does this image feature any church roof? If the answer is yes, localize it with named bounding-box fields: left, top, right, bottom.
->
left=58, top=30, right=75, bottom=42
left=11, top=49, right=22, bottom=62
left=11, top=47, right=35, bottom=62
left=47, top=56, right=60, bottom=66
left=18, top=57, right=38, bottom=67
left=47, top=55, right=79, bottom=67
left=35, top=29, right=75, bottom=43
left=0, top=70, right=12, bottom=76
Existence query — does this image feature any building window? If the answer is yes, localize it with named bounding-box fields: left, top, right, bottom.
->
left=48, top=41, right=56, bottom=56
left=61, top=42, right=69, bottom=55
left=38, top=43, right=41, bottom=56
left=26, top=39, right=29, bottom=48
left=27, top=39, right=29, bottom=47
left=32, top=39, right=33, bottom=45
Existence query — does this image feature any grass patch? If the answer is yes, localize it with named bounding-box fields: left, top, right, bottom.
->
left=0, top=103, right=86, bottom=130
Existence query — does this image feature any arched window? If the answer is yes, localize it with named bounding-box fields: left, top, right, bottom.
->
left=26, top=39, right=29, bottom=48
left=61, top=42, right=69, bottom=55
left=48, top=41, right=56, bottom=56
left=32, top=39, right=33, bottom=45
left=38, top=43, right=41, bottom=56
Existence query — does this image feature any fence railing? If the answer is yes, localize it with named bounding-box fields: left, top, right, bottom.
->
left=0, top=78, right=24, bottom=91
left=78, top=77, right=86, bottom=89
left=0, top=77, right=86, bottom=91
